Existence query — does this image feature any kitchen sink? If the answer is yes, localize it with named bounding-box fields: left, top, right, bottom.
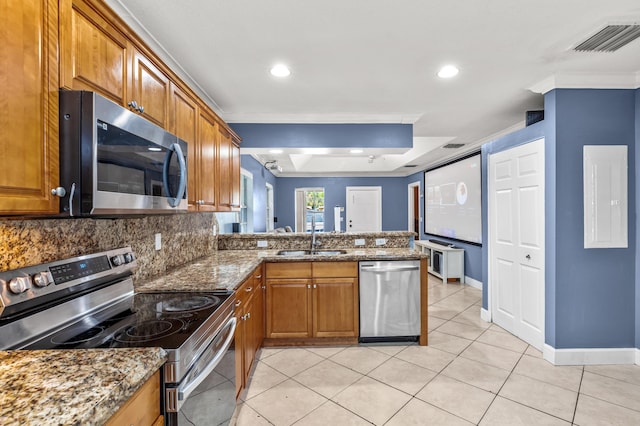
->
left=276, top=250, right=310, bottom=256
left=276, top=249, right=347, bottom=256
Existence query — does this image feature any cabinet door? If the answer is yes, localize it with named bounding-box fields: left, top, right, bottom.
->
left=217, top=127, right=232, bottom=210
left=170, top=84, right=198, bottom=211
left=234, top=307, right=244, bottom=399
left=242, top=293, right=255, bottom=383
left=313, top=278, right=359, bottom=338
left=230, top=140, right=241, bottom=209
left=0, top=0, right=59, bottom=214
left=252, top=279, right=265, bottom=352
left=105, top=371, right=161, bottom=426
left=129, top=48, right=170, bottom=128
left=60, top=0, right=128, bottom=104
left=266, top=279, right=312, bottom=339
left=196, top=110, right=218, bottom=211
left=253, top=266, right=265, bottom=350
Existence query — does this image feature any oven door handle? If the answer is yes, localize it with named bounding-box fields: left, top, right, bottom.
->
left=176, top=316, right=237, bottom=402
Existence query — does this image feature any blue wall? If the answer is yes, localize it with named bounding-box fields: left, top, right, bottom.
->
left=553, top=89, right=636, bottom=349
left=274, top=177, right=408, bottom=231
left=240, top=155, right=277, bottom=233
left=481, top=89, right=638, bottom=350
left=231, top=123, right=412, bottom=149
left=405, top=170, right=483, bottom=282
left=636, top=88, right=640, bottom=349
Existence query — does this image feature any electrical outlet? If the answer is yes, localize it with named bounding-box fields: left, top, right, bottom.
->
left=354, top=239, right=365, bottom=246
left=375, top=238, right=387, bottom=246
left=257, top=240, right=268, bottom=248
left=154, top=233, right=162, bottom=251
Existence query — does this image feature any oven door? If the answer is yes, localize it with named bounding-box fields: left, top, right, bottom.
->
left=165, top=315, right=237, bottom=426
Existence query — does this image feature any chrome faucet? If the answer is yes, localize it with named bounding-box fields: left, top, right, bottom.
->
left=310, top=210, right=319, bottom=253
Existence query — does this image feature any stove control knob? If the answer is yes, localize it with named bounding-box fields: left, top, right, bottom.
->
left=33, top=271, right=52, bottom=288
left=123, top=253, right=134, bottom=264
left=9, top=276, right=31, bottom=294
left=110, top=255, right=124, bottom=267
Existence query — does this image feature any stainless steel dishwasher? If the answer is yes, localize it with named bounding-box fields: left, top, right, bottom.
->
left=359, top=260, right=421, bottom=342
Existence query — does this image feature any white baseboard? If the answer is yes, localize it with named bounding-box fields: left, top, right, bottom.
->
left=480, top=308, right=491, bottom=323
left=544, top=344, right=638, bottom=365
left=464, top=276, right=482, bottom=289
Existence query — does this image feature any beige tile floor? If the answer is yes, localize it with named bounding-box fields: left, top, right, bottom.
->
left=232, top=276, right=640, bottom=425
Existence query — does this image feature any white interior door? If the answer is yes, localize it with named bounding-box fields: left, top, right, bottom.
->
left=346, top=186, right=382, bottom=232
left=489, top=138, right=545, bottom=350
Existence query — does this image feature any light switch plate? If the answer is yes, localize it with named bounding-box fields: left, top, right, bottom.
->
left=154, top=233, right=162, bottom=251
left=354, top=239, right=365, bottom=246
left=375, top=238, right=386, bottom=246
left=257, top=240, right=268, bottom=248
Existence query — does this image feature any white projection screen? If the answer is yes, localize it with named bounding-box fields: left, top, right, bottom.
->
left=424, top=153, right=482, bottom=244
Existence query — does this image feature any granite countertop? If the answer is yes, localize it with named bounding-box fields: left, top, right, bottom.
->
left=135, top=248, right=427, bottom=292
left=0, top=348, right=166, bottom=426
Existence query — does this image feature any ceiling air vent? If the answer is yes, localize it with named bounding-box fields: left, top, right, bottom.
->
left=442, top=143, right=465, bottom=149
left=574, top=24, right=640, bottom=52
left=404, top=164, right=417, bottom=168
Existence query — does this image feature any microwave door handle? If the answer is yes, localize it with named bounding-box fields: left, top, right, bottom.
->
left=162, top=143, right=187, bottom=207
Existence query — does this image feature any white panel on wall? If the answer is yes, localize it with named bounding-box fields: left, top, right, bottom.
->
left=583, top=145, right=627, bottom=248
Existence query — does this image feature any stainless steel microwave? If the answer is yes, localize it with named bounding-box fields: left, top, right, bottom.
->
left=58, top=91, right=188, bottom=216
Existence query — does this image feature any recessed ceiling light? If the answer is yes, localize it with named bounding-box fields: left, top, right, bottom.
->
left=437, top=65, right=459, bottom=78
left=148, top=147, right=162, bottom=152
left=350, top=149, right=363, bottom=154
left=269, top=149, right=283, bottom=154
left=270, top=64, right=291, bottom=77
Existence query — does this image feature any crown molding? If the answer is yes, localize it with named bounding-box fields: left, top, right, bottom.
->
left=223, top=112, right=423, bottom=124
left=529, top=72, right=640, bottom=94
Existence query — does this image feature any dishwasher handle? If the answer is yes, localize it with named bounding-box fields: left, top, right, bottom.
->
left=360, top=265, right=419, bottom=273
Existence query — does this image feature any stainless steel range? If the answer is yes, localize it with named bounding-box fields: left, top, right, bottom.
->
left=0, top=247, right=237, bottom=426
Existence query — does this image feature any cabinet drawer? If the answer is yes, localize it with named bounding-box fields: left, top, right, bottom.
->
left=266, top=262, right=312, bottom=279
left=313, top=262, right=358, bottom=278
left=106, top=370, right=160, bottom=426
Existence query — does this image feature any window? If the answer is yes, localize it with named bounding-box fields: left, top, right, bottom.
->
left=295, top=188, right=324, bottom=232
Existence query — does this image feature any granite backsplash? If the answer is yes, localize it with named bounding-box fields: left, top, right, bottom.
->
left=0, top=213, right=218, bottom=281
left=218, top=231, right=415, bottom=250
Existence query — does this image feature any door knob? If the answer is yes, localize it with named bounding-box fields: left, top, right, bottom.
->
left=526, top=254, right=531, bottom=260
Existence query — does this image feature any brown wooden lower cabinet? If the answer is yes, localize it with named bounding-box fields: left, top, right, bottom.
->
left=265, top=262, right=359, bottom=343
left=235, top=266, right=265, bottom=397
left=105, top=370, right=162, bottom=426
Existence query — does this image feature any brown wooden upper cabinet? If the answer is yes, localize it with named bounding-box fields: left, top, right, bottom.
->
left=129, top=48, right=170, bottom=128
left=61, top=0, right=171, bottom=127
left=60, top=0, right=129, bottom=105
left=195, top=109, right=219, bottom=211
left=2, top=0, right=241, bottom=215
left=0, top=0, right=60, bottom=215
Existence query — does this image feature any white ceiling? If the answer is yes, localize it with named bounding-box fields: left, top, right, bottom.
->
left=108, top=0, right=640, bottom=176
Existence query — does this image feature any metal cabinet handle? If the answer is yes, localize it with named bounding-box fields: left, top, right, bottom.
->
left=245, top=287, right=253, bottom=292
left=235, top=300, right=241, bottom=307
left=51, top=187, right=66, bottom=197
left=137, top=105, right=144, bottom=113
left=255, top=275, right=262, bottom=279
left=307, top=284, right=311, bottom=289
left=247, top=312, right=251, bottom=319
left=313, top=284, right=317, bottom=289
left=128, top=100, right=138, bottom=109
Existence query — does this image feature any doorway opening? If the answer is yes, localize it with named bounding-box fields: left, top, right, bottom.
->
left=239, top=169, right=254, bottom=233
left=266, top=182, right=274, bottom=232
left=407, top=181, right=421, bottom=235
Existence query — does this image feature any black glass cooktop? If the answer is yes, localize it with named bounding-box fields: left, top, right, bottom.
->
left=24, top=292, right=231, bottom=350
